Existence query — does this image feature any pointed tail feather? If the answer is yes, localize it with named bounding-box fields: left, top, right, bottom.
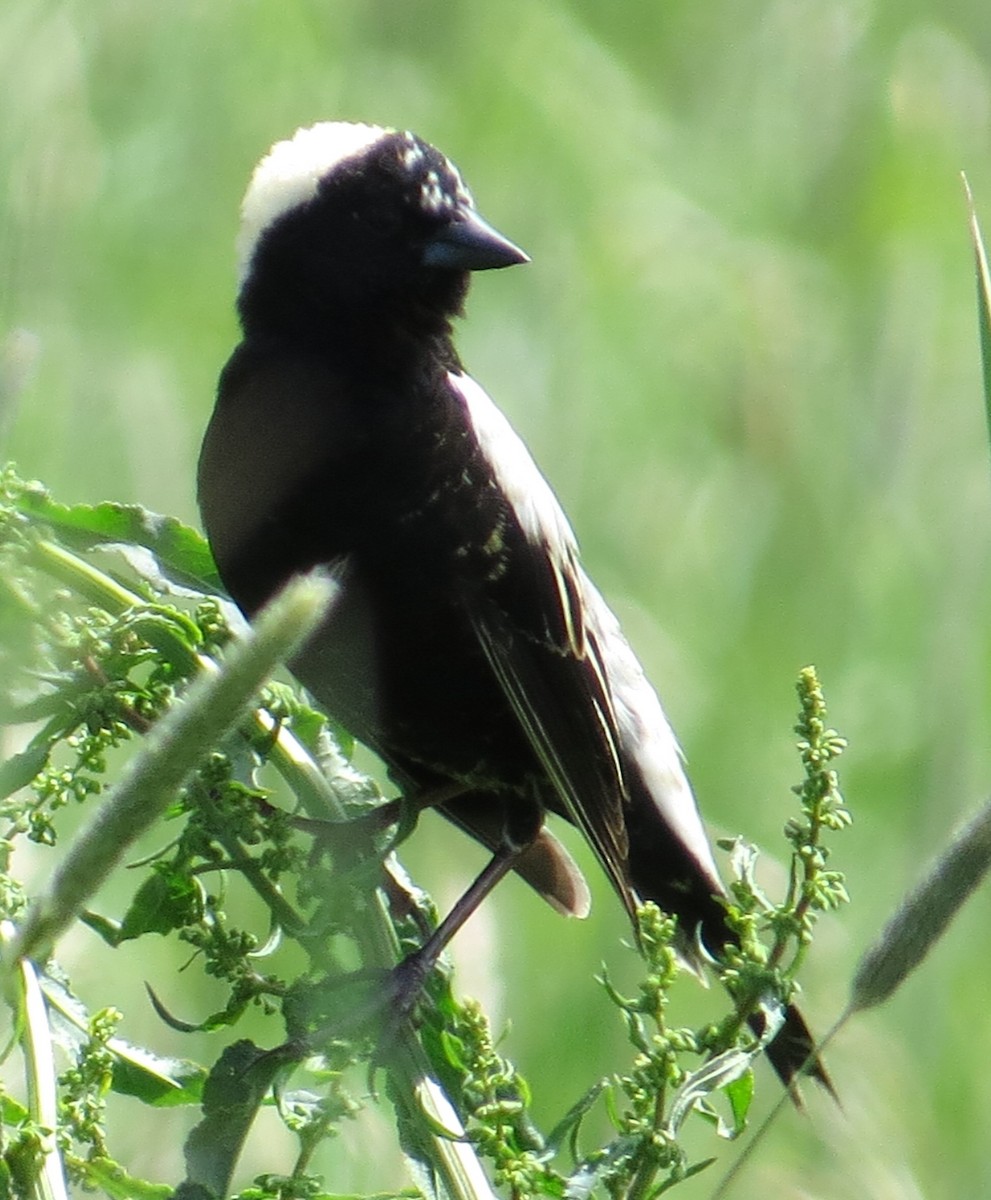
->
left=752, top=1002, right=837, bottom=1102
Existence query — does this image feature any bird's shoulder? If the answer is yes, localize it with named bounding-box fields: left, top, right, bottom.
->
left=211, top=340, right=382, bottom=453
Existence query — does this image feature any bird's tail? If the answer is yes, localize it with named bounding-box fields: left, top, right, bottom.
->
left=751, top=1002, right=836, bottom=1101
left=624, top=796, right=834, bottom=1100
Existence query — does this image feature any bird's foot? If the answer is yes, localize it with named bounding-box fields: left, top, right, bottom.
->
left=295, top=780, right=471, bottom=866
left=257, top=946, right=439, bottom=1087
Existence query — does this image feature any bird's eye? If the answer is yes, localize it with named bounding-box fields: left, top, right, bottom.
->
left=362, top=206, right=402, bottom=237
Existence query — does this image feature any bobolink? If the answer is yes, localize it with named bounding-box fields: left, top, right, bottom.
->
left=198, top=121, right=828, bottom=1091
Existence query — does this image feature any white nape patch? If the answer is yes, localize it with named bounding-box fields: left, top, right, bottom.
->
left=236, top=121, right=390, bottom=283
left=451, top=370, right=721, bottom=888
left=449, top=371, right=577, bottom=565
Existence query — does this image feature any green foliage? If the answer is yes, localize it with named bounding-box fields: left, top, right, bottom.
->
left=58, top=1006, right=120, bottom=1169
left=5, top=5, right=991, bottom=1193
left=0, top=473, right=856, bottom=1200
left=967, top=181, right=991, bottom=462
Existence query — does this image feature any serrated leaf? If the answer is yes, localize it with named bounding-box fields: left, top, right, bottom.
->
left=118, top=870, right=202, bottom=941
left=38, top=971, right=207, bottom=1105
left=110, top=1046, right=206, bottom=1108
left=14, top=488, right=221, bottom=592
left=391, top=1091, right=445, bottom=1200
left=181, top=1039, right=287, bottom=1199
left=0, top=740, right=51, bottom=799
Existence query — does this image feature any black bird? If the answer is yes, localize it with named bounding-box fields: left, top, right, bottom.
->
left=198, top=121, right=828, bottom=1092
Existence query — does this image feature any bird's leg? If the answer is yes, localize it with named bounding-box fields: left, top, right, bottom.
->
left=266, top=796, right=542, bottom=1072
left=255, top=840, right=522, bottom=1074
left=388, top=843, right=519, bottom=999
left=385, top=795, right=543, bottom=1017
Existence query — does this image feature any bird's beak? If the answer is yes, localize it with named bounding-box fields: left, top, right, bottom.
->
left=422, top=207, right=530, bottom=271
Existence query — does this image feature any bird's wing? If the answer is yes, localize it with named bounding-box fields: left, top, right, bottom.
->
left=471, top=578, right=638, bottom=920
left=451, top=371, right=641, bottom=919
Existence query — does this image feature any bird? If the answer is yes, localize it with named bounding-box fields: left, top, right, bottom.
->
left=198, top=120, right=829, bottom=1094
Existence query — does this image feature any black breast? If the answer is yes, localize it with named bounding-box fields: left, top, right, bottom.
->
left=198, top=340, right=539, bottom=793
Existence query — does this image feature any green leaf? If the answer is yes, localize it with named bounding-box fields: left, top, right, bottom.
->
left=722, top=1070, right=754, bottom=1135
left=544, top=1079, right=609, bottom=1156
left=964, top=177, right=991, bottom=454
left=117, top=870, right=203, bottom=942
left=665, top=1049, right=755, bottom=1138
left=146, top=984, right=255, bottom=1035
left=13, top=484, right=221, bottom=592
left=0, top=1094, right=32, bottom=1124
left=38, top=971, right=206, bottom=1106
left=10, top=572, right=337, bottom=966
left=78, top=911, right=126, bottom=948
left=691, top=1074, right=754, bottom=1142
left=2, top=1125, right=50, bottom=1200
left=181, top=1039, right=288, bottom=1200
left=77, top=1156, right=173, bottom=1200
left=302, top=1193, right=421, bottom=1200
left=110, top=1048, right=206, bottom=1108
left=0, top=741, right=52, bottom=800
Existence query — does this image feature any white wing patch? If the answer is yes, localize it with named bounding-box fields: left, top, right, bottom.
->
left=450, top=371, right=577, bottom=566
left=581, top=582, right=723, bottom=888
left=452, top=368, right=721, bottom=890
left=237, top=121, right=390, bottom=284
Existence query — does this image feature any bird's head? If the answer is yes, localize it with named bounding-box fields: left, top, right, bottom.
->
left=235, top=121, right=529, bottom=347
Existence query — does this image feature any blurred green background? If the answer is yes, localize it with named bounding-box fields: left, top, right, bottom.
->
left=3, top=0, right=991, bottom=1195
